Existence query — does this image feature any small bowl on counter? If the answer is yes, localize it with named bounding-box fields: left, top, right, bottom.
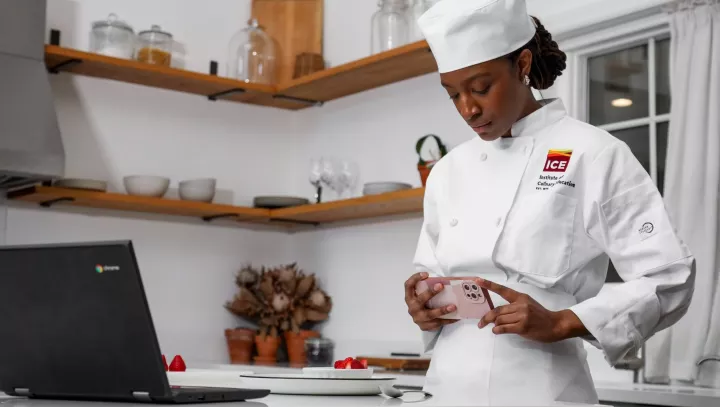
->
left=362, top=182, right=412, bottom=196
left=179, top=178, right=216, bottom=202
left=123, top=175, right=170, bottom=197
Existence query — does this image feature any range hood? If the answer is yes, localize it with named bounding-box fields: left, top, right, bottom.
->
left=0, top=0, right=65, bottom=190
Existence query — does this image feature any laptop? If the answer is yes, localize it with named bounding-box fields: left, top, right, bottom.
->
left=0, top=240, right=270, bottom=403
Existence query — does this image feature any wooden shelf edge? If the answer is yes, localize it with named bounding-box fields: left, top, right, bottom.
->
left=8, top=186, right=271, bottom=223
left=45, top=45, right=277, bottom=95
left=278, top=41, right=432, bottom=92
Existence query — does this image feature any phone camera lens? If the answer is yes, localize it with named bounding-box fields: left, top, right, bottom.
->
left=471, top=293, right=478, bottom=299
left=463, top=284, right=470, bottom=290
left=471, top=284, right=478, bottom=291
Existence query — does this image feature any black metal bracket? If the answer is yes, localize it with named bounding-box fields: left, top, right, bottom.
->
left=207, top=88, right=246, bottom=101
left=39, top=197, right=75, bottom=208
left=49, top=29, right=61, bottom=46
left=272, top=94, right=324, bottom=107
left=209, top=60, right=218, bottom=76
left=202, top=213, right=240, bottom=222
left=48, top=58, right=82, bottom=74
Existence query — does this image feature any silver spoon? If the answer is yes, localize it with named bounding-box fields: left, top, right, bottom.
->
left=380, top=384, right=432, bottom=401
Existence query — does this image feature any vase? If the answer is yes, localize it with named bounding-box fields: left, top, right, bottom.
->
left=418, top=163, right=432, bottom=187
left=224, top=328, right=255, bottom=364
left=284, top=330, right=320, bottom=367
left=254, top=334, right=280, bottom=363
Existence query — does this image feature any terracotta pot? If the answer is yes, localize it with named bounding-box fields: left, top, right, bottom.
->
left=418, top=164, right=432, bottom=187
left=255, top=334, right=280, bottom=362
left=284, top=330, right=320, bottom=366
left=225, top=328, right=255, bottom=364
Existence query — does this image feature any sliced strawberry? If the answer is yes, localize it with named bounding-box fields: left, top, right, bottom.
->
left=333, top=360, right=344, bottom=369
left=169, top=355, right=187, bottom=372
left=360, top=359, right=368, bottom=369
left=350, top=359, right=364, bottom=369
left=162, top=355, right=169, bottom=371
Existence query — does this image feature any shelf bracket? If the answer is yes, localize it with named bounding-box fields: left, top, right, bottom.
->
left=207, top=88, right=246, bottom=101
left=48, top=58, right=82, bottom=74
left=202, top=213, right=240, bottom=222
left=39, top=197, right=75, bottom=208
left=272, top=94, right=324, bottom=107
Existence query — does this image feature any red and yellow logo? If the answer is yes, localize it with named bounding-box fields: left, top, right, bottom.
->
left=543, top=149, right=572, bottom=172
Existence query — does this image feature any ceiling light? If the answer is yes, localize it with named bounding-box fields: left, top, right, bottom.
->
left=612, top=98, right=633, bottom=108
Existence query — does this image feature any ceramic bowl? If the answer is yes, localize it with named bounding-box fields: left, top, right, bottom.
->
left=179, top=178, right=216, bottom=202
left=123, top=175, right=170, bottom=197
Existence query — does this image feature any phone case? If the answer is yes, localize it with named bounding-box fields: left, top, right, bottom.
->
left=415, top=277, right=495, bottom=320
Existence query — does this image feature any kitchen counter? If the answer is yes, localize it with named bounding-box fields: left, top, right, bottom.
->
left=0, top=393, right=609, bottom=407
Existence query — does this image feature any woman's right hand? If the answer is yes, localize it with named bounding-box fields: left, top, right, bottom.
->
left=404, top=272, right=458, bottom=331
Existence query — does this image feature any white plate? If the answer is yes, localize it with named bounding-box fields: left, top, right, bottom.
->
left=302, top=367, right=374, bottom=379
left=167, top=369, right=253, bottom=388
left=238, top=373, right=395, bottom=395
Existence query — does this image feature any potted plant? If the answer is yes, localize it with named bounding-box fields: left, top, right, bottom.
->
left=225, top=263, right=332, bottom=366
left=416, top=134, right=448, bottom=186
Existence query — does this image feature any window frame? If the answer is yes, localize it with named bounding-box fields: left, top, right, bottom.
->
left=567, top=17, right=671, bottom=186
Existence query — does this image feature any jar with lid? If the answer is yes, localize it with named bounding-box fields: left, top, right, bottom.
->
left=304, top=337, right=335, bottom=367
left=371, top=0, right=410, bottom=54
left=136, top=25, right=173, bottom=66
left=227, top=19, right=276, bottom=85
left=407, top=0, right=434, bottom=42
left=89, top=13, right=135, bottom=59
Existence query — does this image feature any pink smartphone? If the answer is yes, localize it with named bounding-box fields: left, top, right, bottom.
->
left=415, top=277, right=495, bottom=320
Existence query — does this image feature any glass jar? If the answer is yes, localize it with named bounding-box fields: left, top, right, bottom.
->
left=89, top=13, right=135, bottom=59
left=371, top=0, right=410, bottom=54
left=304, top=337, right=334, bottom=367
left=227, top=18, right=277, bottom=85
left=136, top=25, right=173, bottom=66
left=407, top=0, right=433, bottom=42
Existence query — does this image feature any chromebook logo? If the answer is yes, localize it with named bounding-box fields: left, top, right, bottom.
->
left=95, top=264, right=120, bottom=273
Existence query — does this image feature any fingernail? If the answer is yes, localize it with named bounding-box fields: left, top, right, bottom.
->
left=421, top=272, right=428, bottom=278
left=447, top=305, right=456, bottom=312
left=434, top=283, right=443, bottom=292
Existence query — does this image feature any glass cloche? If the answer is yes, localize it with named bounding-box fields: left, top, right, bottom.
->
left=227, top=18, right=276, bottom=85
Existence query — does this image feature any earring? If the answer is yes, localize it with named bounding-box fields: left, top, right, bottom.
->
left=523, top=75, right=530, bottom=86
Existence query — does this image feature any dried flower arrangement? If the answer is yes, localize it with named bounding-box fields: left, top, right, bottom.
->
left=225, top=263, right=332, bottom=340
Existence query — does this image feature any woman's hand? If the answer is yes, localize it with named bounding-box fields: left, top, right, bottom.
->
left=405, top=272, right=458, bottom=331
left=476, top=278, right=589, bottom=343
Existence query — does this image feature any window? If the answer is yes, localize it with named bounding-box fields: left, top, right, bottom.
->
left=572, top=25, right=671, bottom=283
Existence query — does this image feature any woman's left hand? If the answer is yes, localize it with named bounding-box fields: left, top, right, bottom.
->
left=476, top=278, right=589, bottom=343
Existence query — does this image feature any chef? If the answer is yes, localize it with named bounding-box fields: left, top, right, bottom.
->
left=404, top=0, right=696, bottom=405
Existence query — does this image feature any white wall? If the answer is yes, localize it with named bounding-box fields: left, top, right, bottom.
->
left=14, top=0, right=658, bottom=380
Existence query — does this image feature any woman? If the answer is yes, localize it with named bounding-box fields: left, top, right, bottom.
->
left=405, top=0, right=696, bottom=405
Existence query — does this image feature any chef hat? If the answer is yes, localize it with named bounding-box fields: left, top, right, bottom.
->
left=418, top=0, right=537, bottom=73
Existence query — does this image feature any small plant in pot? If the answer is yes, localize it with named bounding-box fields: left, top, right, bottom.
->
left=225, top=263, right=332, bottom=366
left=416, top=134, right=448, bottom=187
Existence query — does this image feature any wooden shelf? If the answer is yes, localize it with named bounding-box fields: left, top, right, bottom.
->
left=44, top=41, right=437, bottom=110
left=271, top=188, right=425, bottom=224
left=44, top=46, right=308, bottom=110
left=280, top=41, right=437, bottom=103
left=8, top=186, right=425, bottom=231
left=8, top=186, right=271, bottom=225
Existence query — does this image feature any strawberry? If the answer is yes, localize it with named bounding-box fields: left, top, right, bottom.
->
left=360, top=359, right=368, bottom=369
left=350, top=359, right=364, bottom=369
left=169, top=355, right=187, bottom=372
left=333, top=360, right=344, bottom=369
left=162, top=355, right=169, bottom=371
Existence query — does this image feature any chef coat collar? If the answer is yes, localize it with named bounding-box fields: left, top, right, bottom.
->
left=507, top=98, right=567, bottom=139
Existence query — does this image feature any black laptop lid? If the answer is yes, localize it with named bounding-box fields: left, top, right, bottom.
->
left=0, top=241, right=170, bottom=400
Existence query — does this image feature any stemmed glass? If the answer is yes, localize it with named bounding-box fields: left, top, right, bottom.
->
left=309, top=158, right=324, bottom=203
left=339, top=160, right=359, bottom=199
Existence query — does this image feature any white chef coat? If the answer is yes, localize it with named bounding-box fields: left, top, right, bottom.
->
left=413, top=99, right=695, bottom=406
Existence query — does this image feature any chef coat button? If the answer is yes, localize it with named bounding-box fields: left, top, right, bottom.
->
left=495, top=217, right=503, bottom=227
left=450, top=218, right=458, bottom=227
left=480, top=153, right=488, bottom=161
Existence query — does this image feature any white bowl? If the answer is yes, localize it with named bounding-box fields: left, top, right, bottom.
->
left=123, top=175, right=170, bottom=197
left=179, top=178, right=216, bottom=202
left=302, top=367, right=374, bottom=379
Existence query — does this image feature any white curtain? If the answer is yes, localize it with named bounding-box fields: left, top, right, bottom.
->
left=644, top=0, right=720, bottom=386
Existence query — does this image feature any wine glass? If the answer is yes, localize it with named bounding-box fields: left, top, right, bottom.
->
left=309, top=158, right=324, bottom=203
left=339, top=160, right=359, bottom=198
left=320, top=158, right=339, bottom=200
